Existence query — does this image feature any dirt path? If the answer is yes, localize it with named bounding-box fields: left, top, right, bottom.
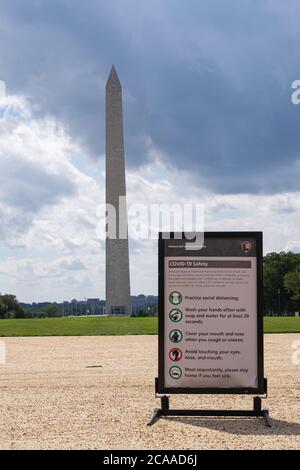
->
left=0, top=334, right=299, bottom=449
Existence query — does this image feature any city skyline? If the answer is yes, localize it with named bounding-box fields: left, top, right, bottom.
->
left=19, top=294, right=158, bottom=316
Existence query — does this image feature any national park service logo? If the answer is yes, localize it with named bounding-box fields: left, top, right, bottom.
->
left=240, top=240, right=252, bottom=255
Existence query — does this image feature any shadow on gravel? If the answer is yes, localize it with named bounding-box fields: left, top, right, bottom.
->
left=166, top=416, right=300, bottom=435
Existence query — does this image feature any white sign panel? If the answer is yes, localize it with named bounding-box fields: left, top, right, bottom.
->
left=158, top=233, right=263, bottom=393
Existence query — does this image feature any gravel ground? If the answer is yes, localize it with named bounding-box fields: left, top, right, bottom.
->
left=0, top=334, right=299, bottom=450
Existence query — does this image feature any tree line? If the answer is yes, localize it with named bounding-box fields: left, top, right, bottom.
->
left=264, top=251, right=300, bottom=315
left=1, top=251, right=300, bottom=319
left=0, top=296, right=61, bottom=319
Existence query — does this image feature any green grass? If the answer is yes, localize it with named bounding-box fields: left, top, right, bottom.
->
left=0, top=316, right=158, bottom=337
left=264, top=316, right=300, bottom=333
left=0, top=316, right=299, bottom=337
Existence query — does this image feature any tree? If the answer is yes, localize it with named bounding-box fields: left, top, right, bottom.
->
left=0, top=294, right=24, bottom=319
left=0, top=297, right=5, bottom=319
left=284, top=268, right=300, bottom=308
left=263, top=252, right=300, bottom=315
left=14, top=308, right=25, bottom=319
left=42, top=304, right=61, bottom=318
left=23, top=309, right=35, bottom=319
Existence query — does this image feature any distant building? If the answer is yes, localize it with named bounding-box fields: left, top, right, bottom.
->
left=86, top=298, right=105, bottom=315
left=20, top=295, right=157, bottom=317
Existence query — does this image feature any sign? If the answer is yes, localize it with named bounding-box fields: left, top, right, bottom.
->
left=157, top=232, right=264, bottom=394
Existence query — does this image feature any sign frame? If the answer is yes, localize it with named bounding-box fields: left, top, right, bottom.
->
left=157, top=231, right=265, bottom=395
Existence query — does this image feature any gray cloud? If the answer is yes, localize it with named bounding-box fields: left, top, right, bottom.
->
left=0, top=207, right=31, bottom=247
left=1, top=0, right=300, bottom=193
left=0, top=156, right=76, bottom=213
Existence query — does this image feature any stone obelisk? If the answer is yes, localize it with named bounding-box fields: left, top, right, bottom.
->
left=105, top=66, right=131, bottom=315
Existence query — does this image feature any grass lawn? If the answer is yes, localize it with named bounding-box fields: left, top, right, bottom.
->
left=264, top=316, right=300, bottom=333
left=0, top=316, right=158, bottom=337
left=0, top=316, right=299, bottom=337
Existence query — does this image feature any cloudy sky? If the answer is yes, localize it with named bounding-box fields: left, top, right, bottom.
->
left=1, top=0, right=300, bottom=302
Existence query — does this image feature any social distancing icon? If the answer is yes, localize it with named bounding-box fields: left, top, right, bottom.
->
left=169, top=348, right=182, bottom=362
left=169, top=329, right=183, bottom=343
left=169, top=291, right=183, bottom=305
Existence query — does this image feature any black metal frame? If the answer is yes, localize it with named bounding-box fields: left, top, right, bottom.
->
left=149, top=231, right=270, bottom=426
left=148, top=383, right=271, bottom=427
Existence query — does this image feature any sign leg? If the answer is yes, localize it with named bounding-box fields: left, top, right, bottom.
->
left=253, top=396, right=262, bottom=415
left=161, top=395, right=169, bottom=414
left=147, top=409, right=161, bottom=426
left=148, top=394, right=170, bottom=426
left=263, top=409, right=271, bottom=427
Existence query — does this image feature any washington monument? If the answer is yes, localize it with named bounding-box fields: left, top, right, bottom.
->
left=105, top=66, right=131, bottom=315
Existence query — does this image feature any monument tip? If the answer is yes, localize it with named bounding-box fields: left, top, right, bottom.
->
left=106, top=65, right=121, bottom=89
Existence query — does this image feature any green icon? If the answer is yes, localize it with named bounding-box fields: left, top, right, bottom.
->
left=169, top=366, right=182, bottom=380
left=169, top=308, right=183, bottom=323
left=169, top=291, right=183, bottom=305
left=169, top=329, right=183, bottom=343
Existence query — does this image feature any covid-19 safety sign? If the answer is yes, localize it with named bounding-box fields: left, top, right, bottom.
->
left=157, top=232, right=264, bottom=394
